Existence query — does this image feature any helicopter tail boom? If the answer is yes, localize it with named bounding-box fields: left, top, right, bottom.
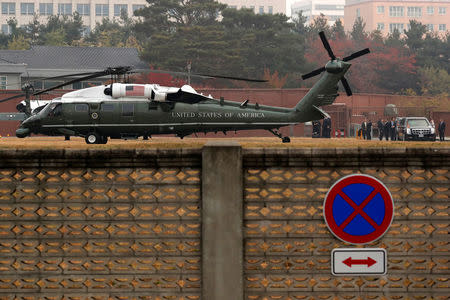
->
left=292, top=61, right=350, bottom=122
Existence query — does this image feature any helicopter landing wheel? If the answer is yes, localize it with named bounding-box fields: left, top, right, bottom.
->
left=85, top=132, right=100, bottom=144
left=100, top=136, right=108, bottom=144
left=282, top=137, right=291, bottom=143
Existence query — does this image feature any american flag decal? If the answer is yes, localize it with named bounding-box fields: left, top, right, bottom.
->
left=125, top=85, right=145, bottom=96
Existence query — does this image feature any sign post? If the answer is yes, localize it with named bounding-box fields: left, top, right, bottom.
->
left=324, top=174, right=394, bottom=276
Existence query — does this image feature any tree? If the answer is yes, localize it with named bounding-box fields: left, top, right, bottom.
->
left=292, top=11, right=308, bottom=36
left=404, top=20, right=426, bottom=51
left=7, top=35, right=30, bottom=49
left=350, top=17, right=367, bottom=43
left=308, top=14, right=331, bottom=39
left=418, top=66, right=450, bottom=96
left=134, top=0, right=226, bottom=42
left=44, top=29, right=66, bottom=46
left=385, top=29, right=404, bottom=48
left=331, top=19, right=345, bottom=40
left=40, top=13, right=83, bottom=45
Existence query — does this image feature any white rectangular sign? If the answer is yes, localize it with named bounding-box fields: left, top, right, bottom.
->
left=331, top=248, right=387, bottom=276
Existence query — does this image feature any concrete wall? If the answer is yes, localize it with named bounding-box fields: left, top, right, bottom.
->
left=0, top=146, right=449, bottom=299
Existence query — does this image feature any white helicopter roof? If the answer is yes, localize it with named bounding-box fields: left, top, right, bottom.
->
left=59, top=83, right=204, bottom=103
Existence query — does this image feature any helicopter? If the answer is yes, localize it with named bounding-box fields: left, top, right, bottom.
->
left=1, top=32, right=369, bottom=144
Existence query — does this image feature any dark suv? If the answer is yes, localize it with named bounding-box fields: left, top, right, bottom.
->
left=397, top=117, right=436, bottom=141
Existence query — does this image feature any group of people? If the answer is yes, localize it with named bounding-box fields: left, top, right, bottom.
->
left=374, top=118, right=399, bottom=141
left=312, top=117, right=332, bottom=138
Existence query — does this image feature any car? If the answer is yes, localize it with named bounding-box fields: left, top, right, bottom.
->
left=397, top=117, right=436, bottom=141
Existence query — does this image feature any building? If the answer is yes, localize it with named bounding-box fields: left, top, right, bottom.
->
left=1, top=0, right=148, bottom=34
left=344, top=0, right=450, bottom=36
left=0, top=45, right=148, bottom=89
left=218, top=0, right=286, bottom=14
left=291, top=0, right=345, bottom=24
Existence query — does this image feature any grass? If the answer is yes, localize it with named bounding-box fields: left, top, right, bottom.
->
left=0, top=136, right=447, bottom=149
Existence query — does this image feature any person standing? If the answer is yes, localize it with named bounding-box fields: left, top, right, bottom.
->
left=361, top=119, right=367, bottom=140
left=384, top=119, right=390, bottom=141
left=438, top=119, right=446, bottom=141
left=312, top=120, right=321, bottom=138
left=377, top=119, right=384, bottom=140
left=367, top=120, right=372, bottom=140
left=390, top=117, right=397, bottom=141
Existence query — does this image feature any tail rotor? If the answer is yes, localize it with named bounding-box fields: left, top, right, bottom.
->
left=301, top=31, right=370, bottom=96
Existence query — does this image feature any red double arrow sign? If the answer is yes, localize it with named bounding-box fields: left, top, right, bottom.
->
left=343, top=257, right=377, bottom=267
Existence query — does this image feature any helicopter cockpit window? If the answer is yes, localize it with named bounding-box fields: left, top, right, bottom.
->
left=48, top=103, right=62, bottom=117
left=75, top=104, right=89, bottom=112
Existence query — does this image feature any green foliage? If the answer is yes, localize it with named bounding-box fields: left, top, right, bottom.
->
left=44, top=29, right=66, bottom=46
left=404, top=20, right=426, bottom=51
left=331, top=19, right=345, bottom=40
left=351, top=17, right=367, bottom=43
left=0, top=1, right=448, bottom=95
left=7, top=35, right=30, bottom=49
left=418, top=66, right=450, bottom=96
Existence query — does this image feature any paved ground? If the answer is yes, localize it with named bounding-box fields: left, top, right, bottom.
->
left=0, top=136, right=448, bottom=149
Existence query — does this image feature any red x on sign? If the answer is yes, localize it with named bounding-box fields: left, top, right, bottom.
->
left=324, top=174, right=394, bottom=244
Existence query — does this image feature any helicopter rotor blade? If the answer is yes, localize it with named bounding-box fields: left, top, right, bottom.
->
left=195, top=74, right=268, bottom=82
left=33, top=66, right=133, bottom=96
left=343, top=48, right=370, bottom=62
left=143, top=69, right=267, bottom=83
left=0, top=93, right=26, bottom=103
left=319, top=31, right=336, bottom=60
left=301, top=67, right=326, bottom=80
left=341, top=77, right=352, bottom=96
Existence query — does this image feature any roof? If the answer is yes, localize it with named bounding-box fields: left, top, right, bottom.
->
left=0, top=46, right=148, bottom=74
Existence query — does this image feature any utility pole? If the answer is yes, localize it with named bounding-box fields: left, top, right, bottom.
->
left=187, top=61, right=192, bottom=85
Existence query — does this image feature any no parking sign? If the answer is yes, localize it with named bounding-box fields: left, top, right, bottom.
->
left=324, top=174, right=394, bottom=245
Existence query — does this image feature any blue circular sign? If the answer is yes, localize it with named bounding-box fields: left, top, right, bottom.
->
left=324, top=174, right=394, bottom=244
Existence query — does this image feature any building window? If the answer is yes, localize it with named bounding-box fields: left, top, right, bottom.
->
left=0, top=76, right=7, bottom=90
left=426, top=24, right=433, bottom=31
left=76, top=4, right=90, bottom=16
left=1, top=24, right=12, bottom=34
left=427, top=6, right=434, bottom=14
left=259, top=6, right=264, bottom=14
left=377, top=23, right=385, bottom=31
left=39, top=3, right=53, bottom=15
left=96, top=4, right=109, bottom=16
left=407, top=7, right=421, bottom=17
left=20, top=3, right=34, bottom=15
left=132, top=4, right=145, bottom=13
left=356, top=8, right=360, bottom=18
left=439, top=24, right=446, bottom=31
left=389, top=23, right=404, bottom=33
left=58, top=3, right=72, bottom=15
left=250, top=6, right=255, bottom=12
left=229, top=5, right=237, bottom=9
left=2, top=2, right=15, bottom=15
left=377, top=6, right=384, bottom=14
left=268, top=6, right=273, bottom=14
left=114, top=4, right=127, bottom=16
left=438, top=7, right=446, bottom=15
left=389, top=6, right=403, bottom=17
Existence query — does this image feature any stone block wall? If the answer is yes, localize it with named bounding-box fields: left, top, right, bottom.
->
left=0, top=146, right=448, bottom=299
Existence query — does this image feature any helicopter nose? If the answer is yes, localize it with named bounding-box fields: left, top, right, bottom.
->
left=16, top=127, right=30, bottom=138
